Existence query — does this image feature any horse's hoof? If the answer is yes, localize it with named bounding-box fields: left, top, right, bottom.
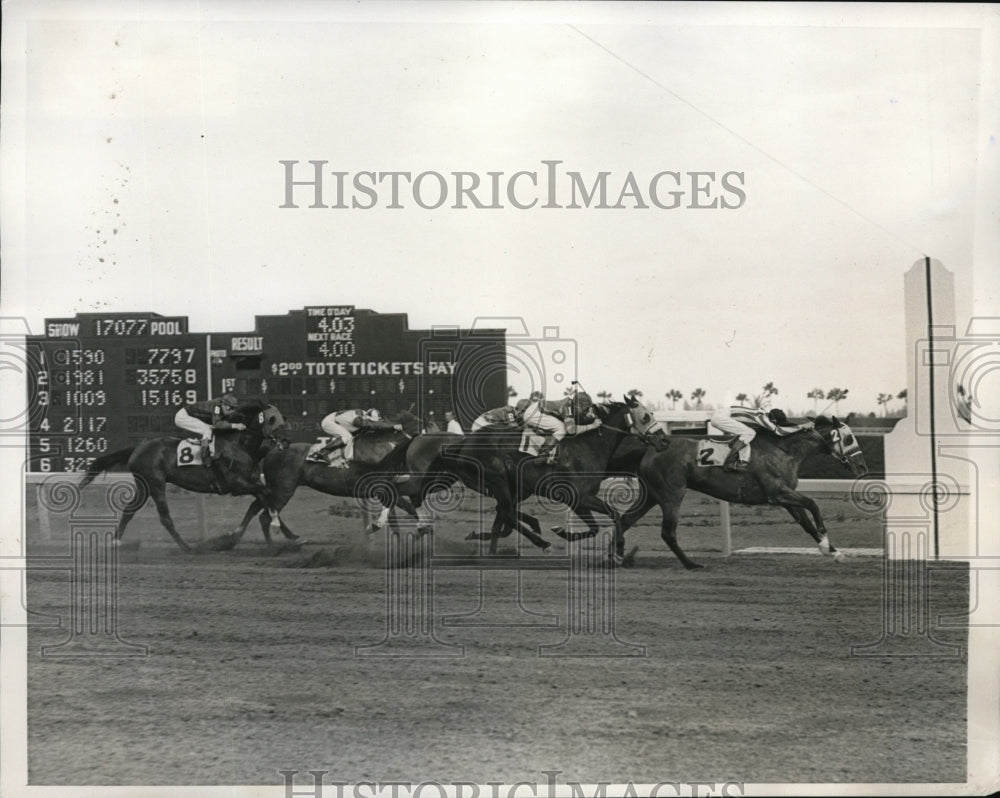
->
left=833, top=551, right=848, bottom=563
left=550, top=526, right=565, bottom=536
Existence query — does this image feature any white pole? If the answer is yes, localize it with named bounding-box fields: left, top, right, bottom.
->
left=36, top=483, right=52, bottom=542
left=196, top=494, right=207, bottom=541
left=719, top=500, right=732, bottom=556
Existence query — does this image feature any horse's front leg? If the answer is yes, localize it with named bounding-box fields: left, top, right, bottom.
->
left=236, top=497, right=264, bottom=541
left=513, top=510, right=550, bottom=551
left=574, top=494, right=627, bottom=564
left=780, top=492, right=844, bottom=561
left=551, top=507, right=601, bottom=542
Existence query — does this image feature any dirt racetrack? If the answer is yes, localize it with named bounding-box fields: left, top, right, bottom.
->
left=24, top=483, right=968, bottom=787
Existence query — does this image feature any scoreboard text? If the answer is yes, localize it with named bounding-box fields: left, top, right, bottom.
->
left=28, top=316, right=209, bottom=472
left=27, top=309, right=506, bottom=472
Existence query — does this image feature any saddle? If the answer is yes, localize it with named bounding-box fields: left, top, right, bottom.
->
left=306, top=440, right=345, bottom=467
left=306, top=430, right=409, bottom=469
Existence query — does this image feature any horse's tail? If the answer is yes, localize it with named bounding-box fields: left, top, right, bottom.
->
left=79, top=447, right=135, bottom=488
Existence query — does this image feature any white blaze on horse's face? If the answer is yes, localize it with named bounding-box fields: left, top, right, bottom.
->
left=830, top=423, right=867, bottom=476
left=627, top=399, right=669, bottom=441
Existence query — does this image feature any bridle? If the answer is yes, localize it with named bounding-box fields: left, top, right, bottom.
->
left=809, top=424, right=848, bottom=465
left=248, top=405, right=291, bottom=450
left=596, top=405, right=670, bottom=449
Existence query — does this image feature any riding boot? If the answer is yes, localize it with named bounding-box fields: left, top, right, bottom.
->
left=537, top=440, right=559, bottom=465
left=319, top=440, right=346, bottom=466
left=723, top=440, right=749, bottom=471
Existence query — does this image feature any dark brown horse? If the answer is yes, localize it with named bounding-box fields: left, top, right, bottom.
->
left=446, top=399, right=641, bottom=558
left=232, top=412, right=478, bottom=544
left=78, top=399, right=288, bottom=550
left=608, top=403, right=868, bottom=569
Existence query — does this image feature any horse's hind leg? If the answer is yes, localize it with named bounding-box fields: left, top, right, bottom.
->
left=148, top=482, right=191, bottom=552
left=113, top=477, right=149, bottom=544
left=657, top=500, right=702, bottom=570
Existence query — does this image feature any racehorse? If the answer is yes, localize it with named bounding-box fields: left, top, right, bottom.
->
left=232, top=410, right=469, bottom=544
left=79, top=399, right=288, bottom=551
left=608, top=408, right=868, bottom=569
left=448, top=399, right=641, bottom=558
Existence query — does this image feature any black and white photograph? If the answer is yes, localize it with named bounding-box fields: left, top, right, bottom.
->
left=2, top=2, right=998, bottom=796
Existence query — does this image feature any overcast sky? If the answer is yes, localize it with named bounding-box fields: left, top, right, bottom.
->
left=3, top=2, right=996, bottom=414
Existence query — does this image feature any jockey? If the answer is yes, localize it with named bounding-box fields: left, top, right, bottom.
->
left=710, top=405, right=812, bottom=471
left=522, top=390, right=603, bottom=464
left=318, top=408, right=403, bottom=466
left=469, top=401, right=526, bottom=433
left=174, top=392, right=245, bottom=463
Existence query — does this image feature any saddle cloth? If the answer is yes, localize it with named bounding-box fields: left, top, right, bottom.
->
left=519, top=430, right=554, bottom=457
left=305, top=437, right=353, bottom=467
left=695, top=435, right=740, bottom=467
left=177, top=438, right=206, bottom=467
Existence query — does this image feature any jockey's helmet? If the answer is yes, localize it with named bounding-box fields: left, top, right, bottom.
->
left=220, top=392, right=238, bottom=408
left=365, top=408, right=382, bottom=422
left=767, top=408, right=789, bottom=425
left=515, top=398, right=531, bottom=412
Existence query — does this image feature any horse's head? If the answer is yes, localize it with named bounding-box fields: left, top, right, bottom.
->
left=814, top=415, right=867, bottom=476
left=389, top=408, right=421, bottom=437
left=233, top=399, right=289, bottom=445
left=590, top=400, right=633, bottom=433
left=622, top=394, right=669, bottom=447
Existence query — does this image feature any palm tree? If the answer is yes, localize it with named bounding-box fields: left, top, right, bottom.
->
left=807, top=388, right=825, bottom=413
left=762, top=381, right=779, bottom=400
left=596, top=391, right=611, bottom=404
left=826, top=387, right=848, bottom=414
left=690, top=388, right=706, bottom=409
left=665, top=389, right=683, bottom=410
left=507, top=386, right=518, bottom=399
left=735, top=392, right=749, bottom=407
left=627, top=388, right=643, bottom=399
left=897, top=388, right=907, bottom=402
left=877, top=392, right=891, bottom=416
